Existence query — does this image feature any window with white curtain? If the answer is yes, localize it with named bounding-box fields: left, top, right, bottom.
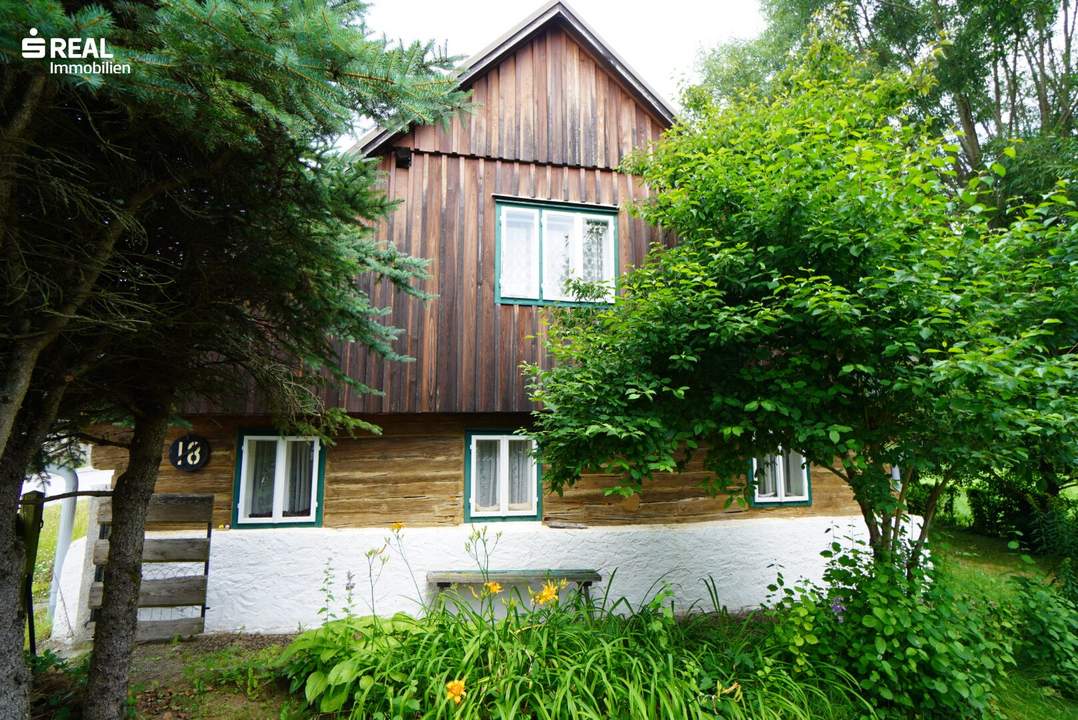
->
left=467, top=433, right=539, bottom=519
left=236, top=434, right=321, bottom=525
left=751, top=449, right=811, bottom=505
left=497, top=201, right=616, bottom=303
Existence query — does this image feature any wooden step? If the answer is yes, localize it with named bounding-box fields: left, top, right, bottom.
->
left=93, top=538, right=210, bottom=566
left=89, top=575, right=207, bottom=609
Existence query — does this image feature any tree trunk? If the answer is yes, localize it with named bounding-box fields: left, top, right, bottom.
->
left=0, top=380, right=67, bottom=720
left=907, top=475, right=948, bottom=577
left=83, top=407, right=170, bottom=720
left=0, top=466, right=29, bottom=720
left=0, top=341, right=46, bottom=469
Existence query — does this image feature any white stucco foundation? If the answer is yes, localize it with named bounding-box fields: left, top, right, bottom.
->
left=199, top=515, right=867, bottom=633
left=51, top=514, right=883, bottom=640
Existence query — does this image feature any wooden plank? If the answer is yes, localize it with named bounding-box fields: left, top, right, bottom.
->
left=93, top=538, right=210, bottom=566
left=136, top=617, right=205, bottom=643
left=98, top=494, right=214, bottom=525
left=89, top=575, right=207, bottom=609
left=428, top=569, right=601, bottom=585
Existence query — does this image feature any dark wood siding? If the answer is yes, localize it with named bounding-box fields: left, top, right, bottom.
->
left=182, top=24, right=671, bottom=417
left=331, top=155, right=668, bottom=413
left=397, top=26, right=667, bottom=170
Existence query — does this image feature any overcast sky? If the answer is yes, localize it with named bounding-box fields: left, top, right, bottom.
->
left=364, top=0, right=765, bottom=108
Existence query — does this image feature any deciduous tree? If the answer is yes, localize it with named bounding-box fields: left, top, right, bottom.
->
left=528, top=34, right=1078, bottom=572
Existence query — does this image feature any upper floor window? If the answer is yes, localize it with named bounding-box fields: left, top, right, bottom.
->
left=751, top=449, right=811, bottom=505
left=234, top=432, right=324, bottom=527
left=496, top=200, right=617, bottom=304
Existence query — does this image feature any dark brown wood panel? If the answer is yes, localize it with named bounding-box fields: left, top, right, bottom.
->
left=339, top=153, right=670, bottom=414
left=407, top=27, right=664, bottom=171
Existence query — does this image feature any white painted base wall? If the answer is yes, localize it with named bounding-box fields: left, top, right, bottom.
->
left=53, top=514, right=872, bottom=641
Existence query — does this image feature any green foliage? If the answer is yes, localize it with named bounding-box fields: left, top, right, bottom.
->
left=967, top=475, right=1048, bottom=539
left=772, top=541, right=1014, bottom=719
left=693, top=0, right=1078, bottom=201
left=27, top=649, right=89, bottom=719
left=2, top=0, right=470, bottom=442
left=967, top=478, right=1078, bottom=601
left=275, top=589, right=871, bottom=720
left=528, top=30, right=1078, bottom=561
left=1008, top=576, right=1078, bottom=698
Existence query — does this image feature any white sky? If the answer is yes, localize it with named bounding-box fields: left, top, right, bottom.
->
left=364, top=0, right=765, bottom=109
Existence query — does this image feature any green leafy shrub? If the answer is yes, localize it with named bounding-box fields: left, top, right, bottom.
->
left=27, top=649, right=89, bottom=719
left=275, top=585, right=871, bottom=720
left=967, top=476, right=1042, bottom=540
left=1030, top=495, right=1078, bottom=557
left=772, top=541, right=1013, bottom=719
left=1009, top=575, right=1078, bottom=697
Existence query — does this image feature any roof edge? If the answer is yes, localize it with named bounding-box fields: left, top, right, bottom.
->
left=354, top=0, right=675, bottom=157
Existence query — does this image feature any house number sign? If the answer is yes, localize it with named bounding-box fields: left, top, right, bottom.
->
left=168, top=434, right=211, bottom=472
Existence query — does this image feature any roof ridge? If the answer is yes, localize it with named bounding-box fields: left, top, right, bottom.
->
left=353, top=0, right=674, bottom=157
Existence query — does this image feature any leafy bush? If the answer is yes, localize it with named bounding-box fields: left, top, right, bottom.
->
left=1030, top=495, right=1078, bottom=558
left=1009, top=575, right=1078, bottom=697
left=772, top=541, right=1013, bottom=719
left=276, top=584, right=871, bottom=720
left=27, top=649, right=89, bottom=719
left=967, top=476, right=1041, bottom=540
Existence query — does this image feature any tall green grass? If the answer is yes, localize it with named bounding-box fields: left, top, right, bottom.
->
left=277, top=582, right=873, bottom=720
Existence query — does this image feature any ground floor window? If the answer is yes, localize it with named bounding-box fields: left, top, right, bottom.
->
left=465, top=432, right=540, bottom=520
left=751, top=449, right=811, bottom=505
left=233, top=432, right=324, bottom=526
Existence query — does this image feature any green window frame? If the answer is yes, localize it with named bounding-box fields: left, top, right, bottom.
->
left=494, top=198, right=619, bottom=306
left=748, top=449, right=812, bottom=507
left=464, top=431, right=542, bottom=522
left=231, top=429, right=326, bottom=528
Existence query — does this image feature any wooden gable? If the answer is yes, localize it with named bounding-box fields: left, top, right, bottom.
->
left=393, top=23, right=669, bottom=169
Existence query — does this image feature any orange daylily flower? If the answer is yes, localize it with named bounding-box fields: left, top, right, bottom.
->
left=446, top=679, right=466, bottom=705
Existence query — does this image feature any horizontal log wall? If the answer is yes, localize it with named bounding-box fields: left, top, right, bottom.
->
left=90, top=415, right=861, bottom=530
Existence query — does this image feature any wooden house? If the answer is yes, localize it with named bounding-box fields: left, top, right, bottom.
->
left=82, top=1, right=864, bottom=635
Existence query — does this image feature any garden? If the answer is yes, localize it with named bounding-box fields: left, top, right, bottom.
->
left=30, top=507, right=1078, bottom=720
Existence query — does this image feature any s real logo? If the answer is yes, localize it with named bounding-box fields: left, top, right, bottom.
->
left=21, top=28, right=46, bottom=59
left=21, top=27, right=129, bottom=74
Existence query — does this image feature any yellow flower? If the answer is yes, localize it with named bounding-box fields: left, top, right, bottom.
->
left=484, top=581, right=503, bottom=595
left=533, top=580, right=559, bottom=605
left=559, top=578, right=569, bottom=589
left=446, top=679, right=466, bottom=705
left=390, top=522, right=404, bottom=532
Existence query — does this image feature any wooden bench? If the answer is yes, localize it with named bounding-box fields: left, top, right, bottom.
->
left=427, top=569, right=601, bottom=599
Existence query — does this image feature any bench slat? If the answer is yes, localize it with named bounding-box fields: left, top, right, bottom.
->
left=427, top=569, right=601, bottom=585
